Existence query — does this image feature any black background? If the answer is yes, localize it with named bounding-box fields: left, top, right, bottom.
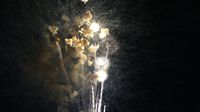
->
left=0, top=0, right=199, bottom=112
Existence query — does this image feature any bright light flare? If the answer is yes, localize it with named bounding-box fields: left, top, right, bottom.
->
left=90, top=22, right=100, bottom=32
left=94, top=57, right=110, bottom=71
left=95, top=70, right=108, bottom=82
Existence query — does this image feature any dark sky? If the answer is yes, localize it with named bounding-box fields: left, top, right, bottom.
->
left=0, top=0, right=199, bottom=112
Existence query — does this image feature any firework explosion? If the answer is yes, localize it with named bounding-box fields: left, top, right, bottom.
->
left=1, top=0, right=194, bottom=112
left=47, top=0, right=117, bottom=112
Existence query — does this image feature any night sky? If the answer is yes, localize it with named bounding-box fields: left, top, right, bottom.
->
left=0, top=0, right=199, bottom=112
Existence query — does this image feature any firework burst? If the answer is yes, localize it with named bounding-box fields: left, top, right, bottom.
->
left=47, top=0, right=118, bottom=112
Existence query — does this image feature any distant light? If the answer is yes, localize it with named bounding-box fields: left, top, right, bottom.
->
left=90, top=22, right=100, bottom=32
left=95, top=70, right=108, bottom=82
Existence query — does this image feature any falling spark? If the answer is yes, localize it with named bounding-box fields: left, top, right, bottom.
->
left=55, top=41, right=71, bottom=84
left=103, top=105, right=106, bottom=112
left=98, top=82, right=104, bottom=112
